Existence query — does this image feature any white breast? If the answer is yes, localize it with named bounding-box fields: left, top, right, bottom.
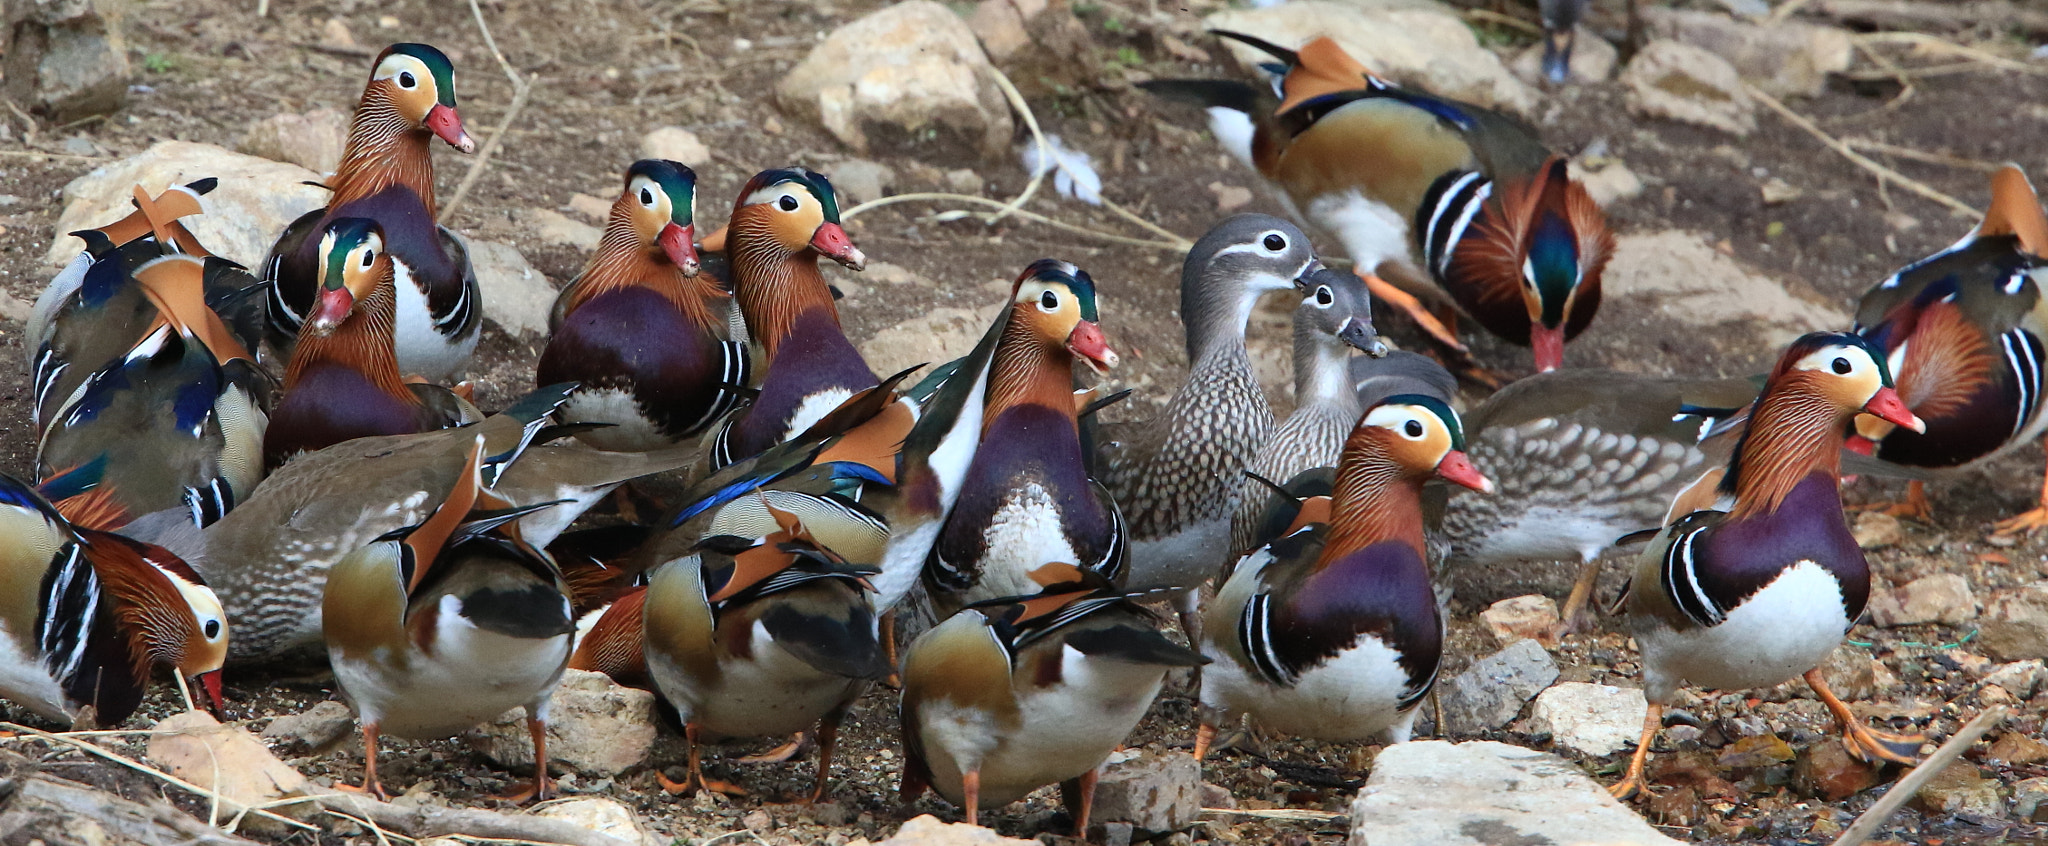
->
left=1307, top=191, right=1415, bottom=274
left=1636, top=560, right=1850, bottom=702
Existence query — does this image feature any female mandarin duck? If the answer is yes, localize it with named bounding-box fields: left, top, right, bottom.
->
left=899, top=571, right=1206, bottom=831
left=1095, top=215, right=1355, bottom=633
left=1228, top=265, right=1387, bottom=554
left=1144, top=34, right=1613, bottom=372
left=266, top=43, right=480, bottom=382
left=539, top=160, right=748, bottom=451
left=0, top=472, right=227, bottom=726
left=265, top=219, right=479, bottom=468
left=324, top=436, right=574, bottom=802
left=1608, top=332, right=1928, bottom=799
left=1197, top=395, right=1491, bottom=758
left=1847, top=165, right=2048, bottom=530
left=707, top=168, right=872, bottom=468
left=36, top=247, right=271, bottom=530
left=927, top=260, right=1125, bottom=614
left=641, top=504, right=889, bottom=799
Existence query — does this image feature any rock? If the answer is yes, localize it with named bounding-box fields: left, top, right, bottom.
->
left=1979, top=583, right=2048, bottom=661
left=1852, top=510, right=1903, bottom=550
left=1980, top=659, right=2045, bottom=700
left=943, top=168, right=984, bottom=194
left=1716, top=733, right=1794, bottom=770
left=1985, top=732, right=2048, bottom=766
left=1091, top=751, right=1201, bottom=832
left=1209, top=0, right=1538, bottom=117
left=518, top=207, right=602, bottom=251
left=832, top=159, right=897, bottom=204
left=466, top=238, right=557, bottom=337
left=639, top=126, right=710, bottom=168
left=778, top=1, right=1015, bottom=160
left=320, top=17, right=356, bottom=50
left=46, top=141, right=328, bottom=270
left=1913, top=763, right=2005, bottom=818
left=1522, top=682, right=1646, bottom=757
left=877, top=814, right=1038, bottom=844
left=1643, top=9, right=1852, bottom=98
left=0, top=290, right=35, bottom=323
left=1207, top=182, right=1254, bottom=213
left=1619, top=40, right=1756, bottom=136
left=532, top=797, right=646, bottom=841
left=144, top=711, right=319, bottom=833
left=1869, top=573, right=1976, bottom=627
left=466, top=669, right=657, bottom=777
left=1760, top=177, right=1804, bottom=205
left=3, top=0, right=131, bottom=122
left=1511, top=26, right=1618, bottom=84
left=1349, top=741, right=1683, bottom=845
left=568, top=192, right=612, bottom=222
left=2014, top=776, right=2048, bottom=822
left=860, top=306, right=989, bottom=378
left=1794, top=742, right=1880, bottom=801
left=237, top=108, right=349, bottom=174
left=1572, top=160, right=1644, bottom=207
left=1816, top=646, right=1882, bottom=701
left=967, top=0, right=1042, bottom=61
left=1479, top=595, right=1560, bottom=646
left=1438, top=639, right=1559, bottom=734
left=1603, top=230, right=1848, bottom=349
left=261, top=700, right=356, bottom=752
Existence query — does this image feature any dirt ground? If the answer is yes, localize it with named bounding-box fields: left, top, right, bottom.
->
left=2, top=0, right=2048, bottom=843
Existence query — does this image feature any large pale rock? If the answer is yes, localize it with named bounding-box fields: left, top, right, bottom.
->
left=860, top=305, right=990, bottom=377
left=1207, top=0, right=1539, bottom=117
left=1480, top=595, right=1560, bottom=646
left=878, top=814, right=1039, bottom=844
left=466, top=669, right=657, bottom=777
left=237, top=108, right=349, bottom=174
left=46, top=141, right=328, bottom=270
left=1522, top=682, right=1648, bottom=757
left=1644, top=9, right=1852, bottom=98
left=466, top=239, right=558, bottom=337
left=1438, top=638, right=1558, bottom=734
left=1604, top=231, right=1846, bottom=349
left=3, top=0, right=131, bottom=122
left=261, top=700, right=356, bottom=752
left=1869, top=572, right=1977, bottom=627
left=1349, top=741, right=1684, bottom=845
left=1090, top=750, right=1201, bottom=832
left=518, top=207, right=602, bottom=251
left=145, top=711, right=320, bottom=834
left=778, top=1, right=1014, bottom=160
left=1620, top=40, right=1756, bottom=136
left=639, top=126, right=710, bottom=168
left=1980, top=583, right=2048, bottom=661
left=531, top=797, right=647, bottom=842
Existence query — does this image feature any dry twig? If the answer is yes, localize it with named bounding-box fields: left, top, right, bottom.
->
left=1831, top=706, right=2006, bottom=846
left=442, top=0, right=536, bottom=224
left=0, top=721, right=318, bottom=833
left=1744, top=83, right=1978, bottom=218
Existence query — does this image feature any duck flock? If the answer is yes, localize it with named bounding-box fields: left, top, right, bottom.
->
left=5, top=31, right=2043, bottom=832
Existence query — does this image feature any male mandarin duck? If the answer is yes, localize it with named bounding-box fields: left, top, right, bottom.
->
left=266, top=43, right=480, bottom=382
left=1094, top=215, right=1350, bottom=633
left=641, top=504, right=889, bottom=799
left=540, top=160, right=748, bottom=451
left=926, top=260, right=1126, bottom=614
left=1197, top=395, right=1491, bottom=758
left=1846, top=165, right=2048, bottom=530
left=899, top=572, right=1206, bottom=831
left=0, top=472, right=227, bottom=726
left=1608, top=332, right=1928, bottom=799
left=1143, top=34, right=1613, bottom=373
left=264, top=218, right=479, bottom=468
left=35, top=250, right=272, bottom=530
left=707, top=168, right=873, bottom=469
left=1227, top=265, right=1387, bottom=554
left=324, top=435, right=574, bottom=802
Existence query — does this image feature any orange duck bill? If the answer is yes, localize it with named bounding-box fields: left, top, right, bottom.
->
left=810, top=222, right=865, bottom=270
left=424, top=103, right=476, bottom=153
left=1437, top=450, right=1494, bottom=493
left=658, top=222, right=700, bottom=276
left=1066, top=320, right=1118, bottom=373
left=1862, top=387, right=1925, bottom=434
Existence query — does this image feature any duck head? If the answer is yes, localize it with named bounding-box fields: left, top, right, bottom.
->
left=307, top=218, right=391, bottom=333
left=96, top=533, right=231, bottom=716
left=1514, top=158, right=1607, bottom=373
left=368, top=43, right=474, bottom=153
left=1776, top=332, right=1923, bottom=433
left=1012, top=259, right=1118, bottom=374
left=731, top=168, right=865, bottom=270
left=1297, top=265, right=1388, bottom=358
left=1181, top=214, right=1325, bottom=356
left=615, top=159, right=701, bottom=276
left=1354, top=395, right=1493, bottom=493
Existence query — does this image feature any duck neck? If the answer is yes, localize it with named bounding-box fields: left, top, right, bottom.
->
left=1181, top=268, right=1263, bottom=366
left=728, top=208, right=838, bottom=358
left=1727, top=372, right=1844, bottom=521
left=566, top=208, right=719, bottom=326
left=1293, top=316, right=1360, bottom=417
left=984, top=311, right=1079, bottom=435
left=284, top=278, right=416, bottom=405
left=1320, top=432, right=1427, bottom=561
left=328, top=86, right=437, bottom=215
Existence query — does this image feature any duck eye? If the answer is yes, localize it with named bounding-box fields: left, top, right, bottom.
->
left=360, top=249, right=375, bottom=269
left=1262, top=233, right=1286, bottom=252
left=639, top=187, right=655, bottom=206
left=1832, top=356, right=1852, bottom=375
left=1314, top=286, right=1333, bottom=306
left=203, top=619, right=221, bottom=639
left=397, top=71, right=417, bottom=89
left=1039, top=290, right=1059, bottom=310
left=1404, top=420, right=1425, bottom=438
left=778, top=194, right=800, bottom=212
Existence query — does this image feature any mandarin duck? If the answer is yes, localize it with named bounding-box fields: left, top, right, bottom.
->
left=30, top=182, right=266, bottom=435
left=1846, top=165, right=2048, bottom=531
left=706, top=168, right=872, bottom=469
left=1607, top=332, right=1928, bottom=799
left=899, top=572, right=1206, bottom=831
left=264, top=218, right=479, bottom=468
left=1227, top=265, right=1387, bottom=554
left=1197, top=395, right=1491, bottom=758
left=641, top=504, right=889, bottom=799
left=540, top=160, right=748, bottom=451
left=35, top=249, right=272, bottom=531
left=1094, top=215, right=1335, bottom=633
left=1143, top=34, right=1613, bottom=373
left=926, top=260, right=1125, bottom=615
left=265, top=43, right=480, bottom=382
left=0, top=472, right=227, bottom=726
left=324, top=435, right=573, bottom=802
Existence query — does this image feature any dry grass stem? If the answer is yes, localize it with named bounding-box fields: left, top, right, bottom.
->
left=0, top=721, right=319, bottom=833
left=1745, top=83, right=1977, bottom=218
left=1831, top=705, right=2007, bottom=846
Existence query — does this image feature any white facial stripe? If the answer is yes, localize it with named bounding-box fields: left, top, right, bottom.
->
left=744, top=186, right=795, bottom=207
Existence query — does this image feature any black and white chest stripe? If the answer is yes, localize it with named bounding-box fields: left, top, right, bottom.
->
left=1659, top=522, right=1726, bottom=628
left=36, top=543, right=98, bottom=683
left=1418, top=171, right=1493, bottom=280
left=1999, top=327, right=2045, bottom=437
